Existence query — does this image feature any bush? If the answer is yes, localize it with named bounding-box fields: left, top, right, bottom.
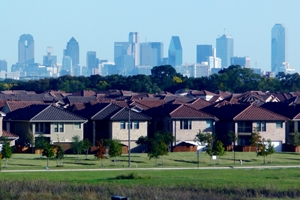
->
left=116, top=172, right=150, bottom=180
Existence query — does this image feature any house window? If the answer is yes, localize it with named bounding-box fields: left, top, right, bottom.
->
left=256, top=121, right=266, bottom=132
left=54, top=122, right=64, bottom=132
left=127, top=122, right=132, bottom=129
left=73, top=122, right=82, bottom=130
left=206, top=121, right=213, bottom=129
left=238, top=121, right=252, bottom=133
left=180, top=120, right=192, bottom=129
left=35, top=122, right=45, bottom=133
left=133, top=121, right=139, bottom=129
left=276, top=121, right=283, bottom=129
left=120, top=121, right=126, bottom=129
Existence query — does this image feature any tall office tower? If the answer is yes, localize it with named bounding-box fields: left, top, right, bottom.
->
left=61, top=56, right=72, bottom=75
left=43, top=46, right=57, bottom=67
left=0, top=60, right=7, bottom=72
left=86, top=51, right=99, bottom=75
left=114, top=42, right=134, bottom=75
left=18, top=34, right=34, bottom=64
left=140, top=42, right=163, bottom=66
left=271, top=24, right=285, bottom=74
left=231, top=56, right=251, bottom=68
left=168, top=36, right=182, bottom=67
left=196, top=45, right=213, bottom=64
left=129, top=32, right=140, bottom=66
left=64, top=37, right=79, bottom=66
left=216, top=34, right=233, bottom=68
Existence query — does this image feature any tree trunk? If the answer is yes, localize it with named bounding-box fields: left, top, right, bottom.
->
left=5, top=158, right=8, bottom=168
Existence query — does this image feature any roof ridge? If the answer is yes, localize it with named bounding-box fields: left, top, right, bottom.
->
left=29, top=104, right=51, bottom=121
left=110, top=107, right=126, bottom=119
left=91, top=103, right=114, bottom=119
left=169, top=104, right=183, bottom=115
left=233, top=104, right=252, bottom=120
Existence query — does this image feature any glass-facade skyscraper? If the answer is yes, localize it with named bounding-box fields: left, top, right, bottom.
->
left=168, top=36, right=182, bottom=67
left=64, top=37, right=79, bottom=66
left=196, top=45, right=213, bottom=64
left=18, top=34, right=34, bottom=65
left=271, top=24, right=285, bottom=74
left=216, top=34, right=233, bottom=68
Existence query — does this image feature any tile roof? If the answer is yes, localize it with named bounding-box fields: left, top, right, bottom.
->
left=5, top=104, right=87, bottom=122
left=261, top=102, right=300, bottom=120
left=110, top=107, right=152, bottom=121
left=170, top=105, right=217, bottom=120
left=186, top=98, right=212, bottom=110
left=4, top=101, right=46, bottom=112
left=233, top=104, right=288, bottom=121
left=2, top=130, right=19, bottom=138
left=91, top=103, right=121, bottom=120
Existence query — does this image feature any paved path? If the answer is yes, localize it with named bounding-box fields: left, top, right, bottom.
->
left=1, top=165, right=300, bottom=173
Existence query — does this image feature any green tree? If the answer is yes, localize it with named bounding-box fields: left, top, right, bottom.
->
left=194, top=130, right=214, bottom=156
left=108, top=139, right=122, bottom=166
left=147, top=131, right=174, bottom=166
left=250, top=128, right=262, bottom=153
left=214, top=140, right=226, bottom=163
left=1, top=138, right=12, bottom=168
left=42, top=142, right=54, bottom=168
left=71, top=135, right=83, bottom=161
left=293, top=131, right=300, bottom=146
left=55, top=145, right=64, bottom=166
left=266, top=139, right=275, bottom=163
left=35, top=135, right=48, bottom=158
left=82, top=139, right=92, bottom=160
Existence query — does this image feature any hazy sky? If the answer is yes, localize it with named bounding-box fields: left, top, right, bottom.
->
left=1, top=1, right=300, bottom=72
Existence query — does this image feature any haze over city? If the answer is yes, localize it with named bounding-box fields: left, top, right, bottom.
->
left=1, top=0, right=300, bottom=73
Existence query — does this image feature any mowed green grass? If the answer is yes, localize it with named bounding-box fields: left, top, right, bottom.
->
left=1, top=168, right=300, bottom=191
left=1, top=151, right=300, bottom=170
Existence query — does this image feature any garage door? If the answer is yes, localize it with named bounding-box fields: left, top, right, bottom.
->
left=271, top=141, right=282, bottom=152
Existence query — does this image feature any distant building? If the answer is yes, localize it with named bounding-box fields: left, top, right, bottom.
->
left=271, top=24, right=285, bottom=75
left=140, top=42, right=163, bottom=67
left=0, top=60, right=7, bottom=72
left=64, top=37, right=79, bottom=67
left=129, top=32, right=140, bottom=67
left=61, top=56, right=72, bottom=76
left=114, top=42, right=134, bottom=75
left=216, top=34, right=233, bottom=68
left=168, top=36, right=182, bottom=67
left=231, top=56, right=250, bottom=68
left=86, top=51, right=99, bottom=75
left=18, top=34, right=34, bottom=65
left=43, top=47, right=57, bottom=67
left=196, top=45, right=213, bottom=64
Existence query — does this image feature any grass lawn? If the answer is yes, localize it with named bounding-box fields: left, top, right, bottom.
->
left=1, top=152, right=300, bottom=199
left=1, top=151, right=300, bottom=170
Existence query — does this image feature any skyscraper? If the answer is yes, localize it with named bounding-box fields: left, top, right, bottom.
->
left=140, top=42, right=163, bottom=66
left=128, top=32, right=140, bottom=66
left=18, top=34, right=34, bottom=64
left=216, top=34, right=234, bottom=68
left=43, top=47, right=57, bottom=67
left=114, top=42, right=134, bottom=75
left=196, top=45, right=213, bottom=64
left=271, top=24, right=285, bottom=74
left=168, top=36, right=182, bottom=67
left=64, top=37, right=79, bottom=66
left=0, top=60, right=7, bottom=72
left=86, top=51, right=99, bottom=75
left=231, top=56, right=251, bottom=68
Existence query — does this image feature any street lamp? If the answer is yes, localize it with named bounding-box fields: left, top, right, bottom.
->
left=128, top=108, right=131, bottom=167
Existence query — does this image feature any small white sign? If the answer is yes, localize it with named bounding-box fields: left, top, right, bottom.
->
left=212, top=155, right=217, bottom=160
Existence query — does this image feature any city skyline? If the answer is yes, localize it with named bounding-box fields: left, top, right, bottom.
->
left=1, top=1, right=300, bottom=72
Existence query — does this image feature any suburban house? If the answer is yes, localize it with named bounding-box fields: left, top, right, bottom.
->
left=203, top=103, right=288, bottom=151
left=145, top=104, right=218, bottom=150
left=0, top=111, right=19, bottom=147
left=74, top=102, right=152, bottom=152
left=3, top=104, right=87, bottom=146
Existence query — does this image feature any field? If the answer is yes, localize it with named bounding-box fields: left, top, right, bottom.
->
left=1, top=152, right=300, bottom=199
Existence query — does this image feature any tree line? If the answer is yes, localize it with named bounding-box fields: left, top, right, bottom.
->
left=0, top=65, right=300, bottom=93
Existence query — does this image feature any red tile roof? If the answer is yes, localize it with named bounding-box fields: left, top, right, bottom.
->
left=233, top=105, right=288, bottom=121
left=5, top=101, right=46, bottom=112
left=2, top=130, right=19, bottom=138
left=170, top=105, right=217, bottom=119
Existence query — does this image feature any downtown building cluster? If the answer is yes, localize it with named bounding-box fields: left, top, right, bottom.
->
left=0, top=24, right=293, bottom=80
